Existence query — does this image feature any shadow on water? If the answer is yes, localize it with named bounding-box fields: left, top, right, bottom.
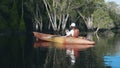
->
left=0, top=32, right=33, bottom=68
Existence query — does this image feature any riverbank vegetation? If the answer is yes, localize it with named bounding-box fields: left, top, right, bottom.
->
left=0, top=0, right=120, bottom=34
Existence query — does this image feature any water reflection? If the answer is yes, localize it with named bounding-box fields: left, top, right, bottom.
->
left=0, top=33, right=33, bottom=68
left=93, top=32, right=120, bottom=68
left=104, top=55, right=120, bottom=68
left=1, top=31, right=120, bottom=68
left=34, top=40, right=94, bottom=66
left=33, top=31, right=120, bottom=68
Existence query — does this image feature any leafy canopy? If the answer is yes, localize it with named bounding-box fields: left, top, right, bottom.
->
left=93, top=8, right=114, bottom=29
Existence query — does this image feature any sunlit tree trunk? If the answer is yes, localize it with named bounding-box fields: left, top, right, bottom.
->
left=86, top=17, right=93, bottom=30
left=77, top=11, right=93, bottom=30
left=43, top=0, right=71, bottom=32
left=25, top=0, right=44, bottom=31
left=34, top=3, right=43, bottom=31
left=86, top=32, right=94, bottom=41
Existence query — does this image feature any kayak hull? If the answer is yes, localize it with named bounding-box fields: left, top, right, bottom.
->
left=33, top=32, right=95, bottom=45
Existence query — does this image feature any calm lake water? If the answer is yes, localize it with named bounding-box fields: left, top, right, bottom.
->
left=0, top=31, right=120, bottom=68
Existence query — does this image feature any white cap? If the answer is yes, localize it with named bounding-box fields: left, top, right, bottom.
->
left=70, top=23, right=76, bottom=27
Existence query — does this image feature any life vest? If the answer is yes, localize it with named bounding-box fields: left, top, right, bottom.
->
left=73, top=29, right=79, bottom=38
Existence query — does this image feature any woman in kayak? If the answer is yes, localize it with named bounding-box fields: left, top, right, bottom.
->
left=65, top=23, right=79, bottom=38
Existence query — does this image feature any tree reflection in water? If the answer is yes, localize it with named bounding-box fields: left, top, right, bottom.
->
left=34, top=40, right=94, bottom=68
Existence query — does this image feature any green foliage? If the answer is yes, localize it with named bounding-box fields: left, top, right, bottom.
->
left=9, top=1, right=20, bottom=30
left=93, top=8, right=114, bottom=29
left=19, top=16, right=26, bottom=31
left=0, top=0, right=24, bottom=31
left=73, top=0, right=104, bottom=17
left=1, top=0, right=120, bottom=32
left=106, top=2, right=120, bottom=28
left=70, top=0, right=106, bottom=29
left=109, top=11, right=120, bottom=28
left=0, top=13, right=8, bottom=30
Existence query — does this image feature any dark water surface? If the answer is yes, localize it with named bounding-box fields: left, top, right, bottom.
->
left=0, top=32, right=120, bottom=68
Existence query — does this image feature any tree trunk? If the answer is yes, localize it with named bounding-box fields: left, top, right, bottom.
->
left=77, top=11, right=93, bottom=30
left=85, top=17, right=93, bottom=30
left=86, top=32, right=94, bottom=41
left=43, top=0, right=71, bottom=32
left=95, top=27, right=99, bottom=33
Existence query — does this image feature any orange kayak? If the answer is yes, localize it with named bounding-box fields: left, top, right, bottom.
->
left=33, top=32, right=95, bottom=45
